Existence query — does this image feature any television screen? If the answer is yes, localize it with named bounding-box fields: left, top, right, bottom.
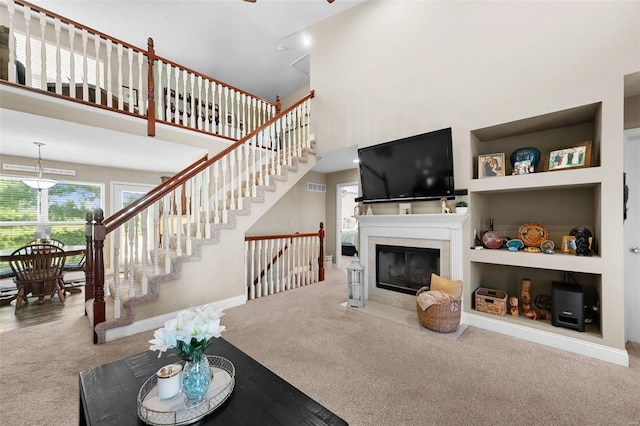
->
left=357, top=127, right=454, bottom=203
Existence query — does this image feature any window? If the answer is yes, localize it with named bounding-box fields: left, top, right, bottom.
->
left=0, top=177, right=103, bottom=251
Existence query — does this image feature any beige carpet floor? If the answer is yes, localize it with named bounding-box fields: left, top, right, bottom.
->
left=1, top=268, right=639, bottom=425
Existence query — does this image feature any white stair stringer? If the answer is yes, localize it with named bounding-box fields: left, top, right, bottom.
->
left=93, top=146, right=317, bottom=343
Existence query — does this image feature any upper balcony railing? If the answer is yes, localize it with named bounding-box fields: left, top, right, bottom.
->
left=0, top=0, right=279, bottom=140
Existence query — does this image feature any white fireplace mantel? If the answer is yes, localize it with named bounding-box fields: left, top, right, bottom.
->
left=357, top=214, right=468, bottom=304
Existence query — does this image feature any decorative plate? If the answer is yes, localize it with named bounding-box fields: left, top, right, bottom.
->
left=482, top=231, right=503, bottom=249
left=510, top=147, right=541, bottom=172
left=518, top=223, right=549, bottom=247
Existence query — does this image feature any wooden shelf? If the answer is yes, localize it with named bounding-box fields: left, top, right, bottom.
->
left=468, top=248, right=603, bottom=274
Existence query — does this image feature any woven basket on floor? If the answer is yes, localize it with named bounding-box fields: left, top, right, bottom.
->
left=416, top=286, right=461, bottom=333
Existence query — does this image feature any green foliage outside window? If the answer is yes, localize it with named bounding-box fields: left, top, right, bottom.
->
left=0, top=177, right=102, bottom=251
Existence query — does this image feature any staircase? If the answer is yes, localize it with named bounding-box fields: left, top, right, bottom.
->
left=87, top=92, right=316, bottom=343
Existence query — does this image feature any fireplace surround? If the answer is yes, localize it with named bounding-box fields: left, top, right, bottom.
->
left=357, top=214, right=467, bottom=311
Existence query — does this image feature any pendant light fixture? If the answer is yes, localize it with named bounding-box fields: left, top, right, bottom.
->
left=21, top=142, right=58, bottom=189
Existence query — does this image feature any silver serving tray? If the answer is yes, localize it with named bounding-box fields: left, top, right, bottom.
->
left=137, top=356, right=235, bottom=426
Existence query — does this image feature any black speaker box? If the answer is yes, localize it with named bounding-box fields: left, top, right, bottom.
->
left=552, top=282, right=585, bottom=332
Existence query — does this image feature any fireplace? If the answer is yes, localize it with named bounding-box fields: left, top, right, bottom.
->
left=376, top=245, right=440, bottom=295
left=356, top=214, right=467, bottom=311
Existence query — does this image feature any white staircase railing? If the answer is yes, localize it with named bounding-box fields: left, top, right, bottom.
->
left=86, top=92, right=314, bottom=343
left=245, top=224, right=325, bottom=301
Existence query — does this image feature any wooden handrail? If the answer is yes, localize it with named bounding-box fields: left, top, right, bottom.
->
left=103, top=154, right=208, bottom=232
left=103, top=90, right=315, bottom=234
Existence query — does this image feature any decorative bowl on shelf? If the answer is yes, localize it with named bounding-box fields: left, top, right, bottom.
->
left=510, top=147, right=541, bottom=174
left=482, top=231, right=503, bottom=249
left=518, top=222, right=549, bottom=247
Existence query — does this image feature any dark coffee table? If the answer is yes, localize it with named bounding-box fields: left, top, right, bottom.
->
left=79, top=338, right=348, bottom=425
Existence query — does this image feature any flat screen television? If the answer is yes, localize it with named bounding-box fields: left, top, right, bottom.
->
left=357, top=127, right=455, bottom=203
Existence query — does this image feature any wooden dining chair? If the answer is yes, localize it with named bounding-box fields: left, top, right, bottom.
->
left=8, top=244, right=66, bottom=313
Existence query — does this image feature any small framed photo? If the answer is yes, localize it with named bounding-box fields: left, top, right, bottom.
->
left=561, top=235, right=577, bottom=254
left=478, top=153, right=505, bottom=178
left=122, top=86, right=138, bottom=107
left=546, top=141, right=592, bottom=171
left=512, top=160, right=533, bottom=175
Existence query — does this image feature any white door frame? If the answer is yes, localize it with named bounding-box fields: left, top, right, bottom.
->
left=335, top=181, right=359, bottom=269
left=624, top=128, right=640, bottom=343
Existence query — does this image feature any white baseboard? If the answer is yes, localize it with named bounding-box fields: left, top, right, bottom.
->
left=461, top=312, right=629, bottom=367
left=104, top=295, right=247, bottom=343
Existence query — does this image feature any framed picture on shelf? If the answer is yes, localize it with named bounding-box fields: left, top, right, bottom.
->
left=561, top=235, right=577, bottom=254
left=478, top=153, right=505, bottom=178
left=546, top=141, right=592, bottom=171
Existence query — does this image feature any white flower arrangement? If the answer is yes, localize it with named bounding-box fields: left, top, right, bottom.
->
left=149, top=304, right=226, bottom=361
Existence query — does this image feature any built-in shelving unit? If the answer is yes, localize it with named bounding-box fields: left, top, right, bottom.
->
left=461, top=102, right=628, bottom=366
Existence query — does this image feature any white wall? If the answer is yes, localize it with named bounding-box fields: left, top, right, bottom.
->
left=310, top=0, right=640, bottom=350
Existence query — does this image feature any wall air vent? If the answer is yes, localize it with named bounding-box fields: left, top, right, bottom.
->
left=307, top=182, right=326, bottom=193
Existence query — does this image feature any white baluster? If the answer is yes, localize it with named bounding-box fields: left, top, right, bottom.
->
left=221, top=157, right=228, bottom=223
left=243, top=142, right=251, bottom=198
left=246, top=240, right=253, bottom=300
left=203, top=168, right=211, bottom=239
left=113, top=228, right=121, bottom=318
left=141, top=209, right=148, bottom=294
left=163, top=195, right=171, bottom=274
left=23, top=5, right=32, bottom=86
left=127, top=47, right=134, bottom=112
left=236, top=146, right=243, bottom=210
left=204, top=79, right=211, bottom=133
left=134, top=216, right=140, bottom=265
left=67, top=24, right=74, bottom=91
left=94, top=34, right=101, bottom=105
left=215, top=83, right=221, bottom=134
left=223, top=86, right=230, bottom=137
left=106, top=40, right=113, bottom=107
left=128, top=219, right=135, bottom=297
left=197, top=76, right=203, bottom=130
left=54, top=19, right=62, bottom=92
left=39, top=13, right=47, bottom=90
left=185, top=179, right=192, bottom=255
left=6, top=0, right=16, bottom=83
left=212, top=163, right=220, bottom=224
left=153, top=202, right=160, bottom=275
left=189, top=73, right=196, bottom=128
left=174, top=66, right=180, bottom=124
left=137, top=50, right=144, bottom=114
left=256, top=240, right=262, bottom=298
left=194, top=172, right=202, bottom=239
left=229, top=150, right=236, bottom=210
left=268, top=239, right=274, bottom=295
left=81, top=29, right=89, bottom=100
left=263, top=239, right=269, bottom=296
left=157, top=61, right=165, bottom=121
left=175, top=185, right=182, bottom=257
left=116, top=43, right=123, bottom=109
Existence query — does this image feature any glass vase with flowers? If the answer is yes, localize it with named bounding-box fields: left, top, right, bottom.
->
left=149, top=304, right=225, bottom=406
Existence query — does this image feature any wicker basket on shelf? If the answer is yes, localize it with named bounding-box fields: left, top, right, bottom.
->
left=416, top=286, right=461, bottom=333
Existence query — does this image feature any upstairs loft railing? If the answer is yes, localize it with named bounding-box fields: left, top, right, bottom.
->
left=85, top=91, right=314, bottom=343
left=0, top=0, right=279, bottom=139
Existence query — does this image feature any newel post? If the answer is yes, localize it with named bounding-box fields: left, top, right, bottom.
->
left=84, top=210, right=94, bottom=314
left=146, top=37, right=156, bottom=137
left=92, top=208, right=106, bottom=344
left=318, top=222, right=325, bottom=281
